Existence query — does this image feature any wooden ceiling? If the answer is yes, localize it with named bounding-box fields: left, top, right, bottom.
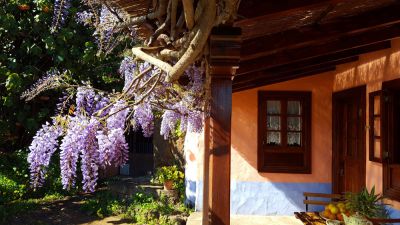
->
left=233, top=0, right=400, bottom=92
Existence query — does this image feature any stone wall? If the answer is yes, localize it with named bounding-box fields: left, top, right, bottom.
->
left=153, top=118, right=185, bottom=170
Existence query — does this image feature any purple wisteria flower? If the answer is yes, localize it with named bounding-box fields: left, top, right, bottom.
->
left=21, top=69, right=63, bottom=101
left=133, top=103, right=154, bottom=137
left=27, top=121, right=63, bottom=189
left=119, top=56, right=136, bottom=94
left=93, top=95, right=110, bottom=117
left=79, top=117, right=100, bottom=192
left=160, top=110, right=180, bottom=139
left=185, top=64, right=204, bottom=93
left=97, top=100, right=130, bottom=167
left=59, top=116, right=85, bottom=190
left=76, top=11, right=94, bottom=26
left=76, top=87, right=96, bottom=116
left=51, top=0, right=72, bottom=32
left=187, top=110, right=203, bottom=132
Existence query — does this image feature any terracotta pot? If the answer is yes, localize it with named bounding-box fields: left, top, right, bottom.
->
left=163, top=180, right=174, bottom=190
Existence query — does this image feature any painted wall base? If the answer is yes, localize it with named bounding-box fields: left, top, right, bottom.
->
left=186, top=180, right=332, bottom=215
left=388, top=206, right=400, bottom=222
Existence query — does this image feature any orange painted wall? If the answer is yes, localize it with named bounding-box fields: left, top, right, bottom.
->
left=332, top=38, right=400, bottom=209
left=184, top=38, right=400, bottom=210
left=231, top=71, right=334, bottom=183
left=229, top=38, right=400, bottom=209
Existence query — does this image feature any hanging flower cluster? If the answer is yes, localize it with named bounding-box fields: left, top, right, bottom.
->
left=24, top=0, right=224, bottom=193
left=26, top=59, right=205, bottom=192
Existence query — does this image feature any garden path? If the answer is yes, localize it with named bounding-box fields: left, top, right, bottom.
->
left=7, top=195, right=130, bottom=225
left=187, top=212, right=304, bottom=225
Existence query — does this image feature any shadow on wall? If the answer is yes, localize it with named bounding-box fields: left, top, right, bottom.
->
left=228, top=46, right=400, bottom=215
left=153, top=118, right=185, bottom=169
left=334, top=49, right=400, bottom=92
left=231, top=73, right=333, bottom=183
left=229, top=74, right=333, bottom=215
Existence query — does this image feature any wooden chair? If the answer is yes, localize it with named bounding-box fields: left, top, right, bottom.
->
left=368, top=218, right=400, bottom=225
left=303, top=192, right=344, bottom=212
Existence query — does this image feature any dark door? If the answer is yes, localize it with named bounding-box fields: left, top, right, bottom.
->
left=126, top=128, right=154, bottom=177
left=333, top=86, right=366, bottom=194
left=382, top=79, right=400, bottom=201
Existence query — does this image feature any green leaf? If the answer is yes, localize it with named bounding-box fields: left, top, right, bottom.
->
left=29, top=44, right=42, bottom=56
left=2, top=96, right=13, bottom=107
left=5, top=72, right=22, bottom=91
left=25, top=118, right=38, bottom=132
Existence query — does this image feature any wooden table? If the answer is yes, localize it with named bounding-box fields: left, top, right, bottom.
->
left=294, top=212, right=328, bottom=225
left=295, top=212, right=400, bottom=225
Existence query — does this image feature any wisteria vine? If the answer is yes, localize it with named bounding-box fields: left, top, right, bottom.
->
left=25, top=0, right=212, bottom=193
left=25, top=59, right=205, bottom=192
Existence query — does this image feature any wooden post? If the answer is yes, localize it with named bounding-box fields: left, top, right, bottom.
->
left=203, top=27, right=241, bottom=225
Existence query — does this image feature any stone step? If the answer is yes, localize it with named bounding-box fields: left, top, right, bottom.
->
left=108, top=175, right=164, bottom=198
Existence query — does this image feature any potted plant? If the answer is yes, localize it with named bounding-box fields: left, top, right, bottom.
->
left=155, top=166, right=184, bottom=190
left=343, top=186, right=389, bottom=225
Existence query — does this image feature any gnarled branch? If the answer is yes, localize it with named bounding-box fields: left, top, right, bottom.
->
left=131, top=47, right=173, bottom=73
left=166, top=0, right=216, bottom=82
left=181, top=0, right=194, bottom=30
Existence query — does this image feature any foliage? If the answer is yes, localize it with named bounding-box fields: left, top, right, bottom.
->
left=0, top=174, right=26, bottom=204
left=81, top=190, right=192, bottom=225
left=0, top=0, right=123, bottom=152
left=345, top=186, right=389, bottom=218
left=126, top=193, right=192, bottom=225
left=24, top=0, right=228, bottom=195
left=0, top=149, right=77, bottom=205
left=80, top=191, right=125, bottom=218
left=154, top=165, right=185, bottom=202
left=155, top=165, right=184, bottom=184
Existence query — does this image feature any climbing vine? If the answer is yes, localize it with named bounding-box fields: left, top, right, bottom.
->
left=25, top=0, right=241, bottom=192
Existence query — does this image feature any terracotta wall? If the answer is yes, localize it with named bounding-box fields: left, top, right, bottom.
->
left=231, top=72, right=333, bottom=183
left=332, top=38, right=400, bottom=210
left=184, top=38, right=400, bottom=214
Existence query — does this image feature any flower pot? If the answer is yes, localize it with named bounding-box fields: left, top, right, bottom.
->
left=164, top=180, right=174, bottom=190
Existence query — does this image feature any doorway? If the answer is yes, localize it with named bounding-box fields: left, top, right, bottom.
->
left=332, top=86, right=366, bottom=194
left=126, top=128, right=154, bottom=177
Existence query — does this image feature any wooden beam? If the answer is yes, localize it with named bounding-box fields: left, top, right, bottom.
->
left=233, top=66, right=336, bottom=92
left=239, top=41, right=390, bottom=80
left=241, top=3, right=400, bottom=59
left=236, top=0, right=343, bottom=22
left=204, top=27, right=241, bottom=225
left=238, top=23, right=400, bottom=75
left=234, top=55, right=358, bottom=84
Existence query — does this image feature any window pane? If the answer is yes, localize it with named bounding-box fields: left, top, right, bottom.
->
left=267, top=116, right=281, bottom=130
left=374, top=139, right=381, bottom=159
left=288, top=101, right=301, bottom=115
left=288, top=117, right=301, bottom=131
left=266, top=132, right=281, bottom=146
left=288, top=132, right=301, bottom=147
left=267, top=100, right=281, bottom=114
left=374, top=95, right=380, bottom=115
left=374, top=117, right=381, bottom=136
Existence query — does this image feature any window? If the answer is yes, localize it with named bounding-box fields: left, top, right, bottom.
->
left=382, top=79, right=400, bottom=201
left=369, top=91, right=382, bottom=163
left=258, top=91, right=311, bottom=173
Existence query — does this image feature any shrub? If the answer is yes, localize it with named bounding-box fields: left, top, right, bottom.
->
left=125, top=192, right=191, bottom=225
left=0, top=175, right=26, bottom=204
left=154, top=165, right=184, bottom=185
left=154, top=165, right=185, bottom=201
left=80, top=191, right=125, bottom=218
left=345, top=186, right=389, bottom=218
left=0, top=149, right=75, bottom=204
left=80, top=190, right=193, bottom=225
